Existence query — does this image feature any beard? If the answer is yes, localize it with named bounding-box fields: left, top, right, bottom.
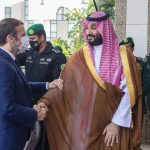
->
left=87, top=33, right=103, bottom=46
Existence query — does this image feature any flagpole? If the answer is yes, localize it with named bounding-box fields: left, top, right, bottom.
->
left=93, top=0, right=98, bottom=11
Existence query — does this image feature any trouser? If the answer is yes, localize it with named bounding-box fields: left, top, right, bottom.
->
left=35, top=122, right=50, bottom=150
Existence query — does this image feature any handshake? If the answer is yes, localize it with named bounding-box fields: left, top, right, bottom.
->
left=33, top=78, right=64, bottom=121
left=33, top=102, right=48, bottom=121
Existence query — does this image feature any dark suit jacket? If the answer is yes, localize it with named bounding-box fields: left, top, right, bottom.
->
left=0, top=48, right=47, bottom=150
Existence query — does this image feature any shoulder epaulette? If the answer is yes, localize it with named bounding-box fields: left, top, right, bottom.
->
left=52, top=48, right=60, bottom=54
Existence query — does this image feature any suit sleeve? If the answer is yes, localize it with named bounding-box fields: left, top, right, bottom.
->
left=29, top=82, right=47, bottom=92
left=29, top=82, right=47, bottom=103
left=0, top=62, right=37, bottom=127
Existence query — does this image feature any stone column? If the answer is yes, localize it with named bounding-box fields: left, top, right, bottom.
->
left=114, top=0, right=127, bottom=40
left=148, top=0, right=150, bottom=53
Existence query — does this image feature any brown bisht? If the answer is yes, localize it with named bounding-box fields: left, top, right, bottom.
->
left=40, top=46, right=142, bottom=150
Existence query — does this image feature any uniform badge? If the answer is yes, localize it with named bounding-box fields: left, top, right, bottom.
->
left=29, top=29, right=34, bottom=35
left=52, top=48, right=60, bottom=53
left=40, top=58, right=45, bottom=61
left=46, top=58, right=52, bottom=62
left=124, top=38, right=128, bottom=43
left=60, top=64, right=65, bottom=70
left=27, top=56, right=32, bottom=60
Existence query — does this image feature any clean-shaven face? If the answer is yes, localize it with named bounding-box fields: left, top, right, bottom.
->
left=11, top=24, right=26, bottom=54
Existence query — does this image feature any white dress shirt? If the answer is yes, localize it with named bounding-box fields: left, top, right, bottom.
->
left=0, top=47, right=16, bottom=61
left=111, top=75, right=131, bottom=127
left=93, top=45, right=131, bottom=128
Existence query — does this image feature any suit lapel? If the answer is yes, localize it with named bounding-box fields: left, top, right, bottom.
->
left=11, top=59, right=31, bottom=89
left=0, top=48, right=32, bottom=93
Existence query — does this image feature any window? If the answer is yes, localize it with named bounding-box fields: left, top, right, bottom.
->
left=51, top=23, right=56, bottom=32
left=56, top=7, right=67, bottom=20
left=46, top=37, right=50, bottom=41
left=28, top=20, right=34, bottom=27
left=5, top=7, right=11, bottom=18
left=51, top=33, right=57, bottom=38
left=82, top=0, right=89, bottom=4
left=50, top=20, right=57, bottom=40
left=24, top=0, right=29, bottom=20
left=40, top=0, right=44, bottom=5
left=68, top=20, right=75, bottom=32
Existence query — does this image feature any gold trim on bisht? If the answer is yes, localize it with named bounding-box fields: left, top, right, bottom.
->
left=83, top=46, right=107, bottom=90
left=120, top=46, right=136, bottom=108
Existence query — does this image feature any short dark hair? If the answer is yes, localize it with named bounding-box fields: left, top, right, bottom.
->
left=130, top=42, right=135, bottom=48
left=0, top=18, right=23, bottom=46
left=36, top=30, right=46, bottom=40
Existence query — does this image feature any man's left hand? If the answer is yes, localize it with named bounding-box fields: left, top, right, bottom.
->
left=103, top=122, right=120, bottom=147
left=48, top=79, right=63, bottom=90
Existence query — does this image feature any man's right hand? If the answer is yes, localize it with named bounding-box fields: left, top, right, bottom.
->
left=103, top=122, right=120, bottom=146
left=33, top=102, right=48, bottom=121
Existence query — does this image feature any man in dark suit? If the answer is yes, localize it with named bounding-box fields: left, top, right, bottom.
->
left=0, top=18, right=63, bottom=150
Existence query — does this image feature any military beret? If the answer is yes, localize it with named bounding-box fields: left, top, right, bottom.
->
left=26, top=24, right=44, bottom=36
left=119, top=37, right=134, bottom=46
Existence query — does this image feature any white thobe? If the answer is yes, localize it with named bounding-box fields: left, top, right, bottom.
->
left=93, top=45, right=131, bottom=127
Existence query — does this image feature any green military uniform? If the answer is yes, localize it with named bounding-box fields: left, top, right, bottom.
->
left=143, top=54, right=150, bottom=112
left=119, top=37, right=150, bottom=115
left=136, top=57, right=150, bottom=114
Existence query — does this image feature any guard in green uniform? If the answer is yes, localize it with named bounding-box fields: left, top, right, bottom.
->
left=17, top=24, right=66, bottom=100
left=143, top=53, right=150, bottom=111
left=16, top=24, right=66, bottom=150
left=119, top=37, right=150, bottom=115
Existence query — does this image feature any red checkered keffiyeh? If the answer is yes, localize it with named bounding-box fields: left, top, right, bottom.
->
left=81, top=11, right=122, bottom=87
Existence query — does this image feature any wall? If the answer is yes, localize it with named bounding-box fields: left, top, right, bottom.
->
left=11, top=2, right=24, bottom=20
left=126, top=0, right=148, bottom=57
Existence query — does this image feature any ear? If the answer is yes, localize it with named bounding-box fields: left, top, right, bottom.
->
left=40, top=35, right=45, bottom=42
left=7, top=35, right=17, bottom=46
left=6, top=34, right=12, bottom=43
